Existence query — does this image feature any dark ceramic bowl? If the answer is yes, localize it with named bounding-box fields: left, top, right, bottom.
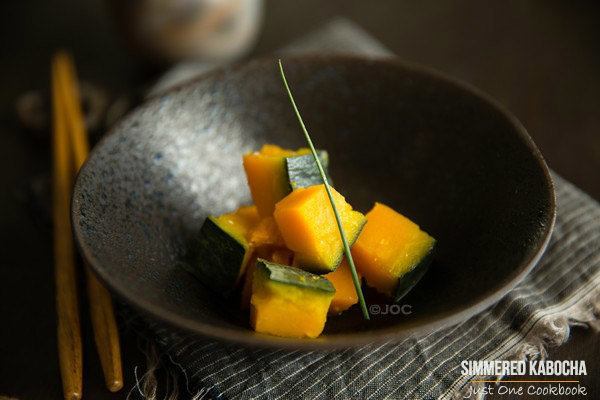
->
left=72, top=55, right=555, bottom=349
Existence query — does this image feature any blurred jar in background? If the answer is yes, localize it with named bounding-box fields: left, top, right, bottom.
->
left=108, top=0, right=263, bottom=63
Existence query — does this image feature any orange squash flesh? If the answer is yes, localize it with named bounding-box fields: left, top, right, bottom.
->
left=240, top=214, right=293, bottom=309
left=243, top=145, right=310, bottom=217
left=250, top=260, right=334, bottom=338
left=352, top=203, right=435, bottom=298
left=274, top=184, right=366, bottom=273
left=240, top=247, right=294, bottom=309
left=324, top=260, right=361, bottom=315
left=240, top=217, right=290, bottom=309
left=249, top=217, right=285, bottom=248
left=240, top=246, right=273, bottom=309
left=212, top=205, right=260, bottom=243
left=259, top=144, right=304, bottom=157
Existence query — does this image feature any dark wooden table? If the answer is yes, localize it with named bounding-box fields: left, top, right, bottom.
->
left=1, top=1, right=598, bottom=399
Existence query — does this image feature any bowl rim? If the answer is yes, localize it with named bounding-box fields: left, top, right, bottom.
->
left=72, top=54, right=556, bottom=349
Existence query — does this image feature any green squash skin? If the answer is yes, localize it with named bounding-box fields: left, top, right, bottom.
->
left=285, top=150, right=330, bottom=192
left=299, top=216, right=367, bottom=275
left=194, top=216, right=249, bottom=295
left=392, top=241, right=436, bottom=302
left=256, top=258, right=335, bottom=294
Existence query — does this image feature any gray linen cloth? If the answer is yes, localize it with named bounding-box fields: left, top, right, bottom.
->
left=133, top=19, right=600, bottom=400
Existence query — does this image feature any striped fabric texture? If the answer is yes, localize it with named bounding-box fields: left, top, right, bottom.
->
left=140, top=20, right=600, bottom=400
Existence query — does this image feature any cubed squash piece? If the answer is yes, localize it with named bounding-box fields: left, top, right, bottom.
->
left=274, top=184, right=366, bottom=273
left=243, top=144, right=329, bottom=217
left=324, top=260, right=361, bottom=315
left=194, top=205, right=259, bottom=294
left=240, top=247, right=293, bottom=309
left=241, top=218, right=289, bottom=309
left=352, top=203, right=435, bottom=302
left=250, top=259, right=335, bottom=338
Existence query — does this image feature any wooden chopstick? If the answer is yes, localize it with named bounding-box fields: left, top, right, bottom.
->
left=82, top=262, right=124, bottom=392
left=53, top=51, right=124, bottom=393
left=52, top=54, right=83, bottom=400
left=61, top=53, right=124, bottom=392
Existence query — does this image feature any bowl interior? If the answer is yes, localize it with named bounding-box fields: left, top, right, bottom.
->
left=73, top=56, right=554, bottom=348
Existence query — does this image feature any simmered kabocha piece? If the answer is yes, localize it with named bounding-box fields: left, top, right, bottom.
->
left=240, top=247, right=293, bottom=310
left=352, top=203, right=436, bottom=302
left=240, top=217, right=291, bottom=309
left=250, top=259, right=335, bottom=338
left=274, top=184, right=366, bottom=273
left=243, top=144, right=330, bottom=217
left=195, top=206, right=259, bottom=295
left=324, top=260, right=361, bottom=315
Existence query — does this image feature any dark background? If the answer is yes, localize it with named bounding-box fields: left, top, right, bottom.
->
left=1, top=0, right=598, bottom=399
